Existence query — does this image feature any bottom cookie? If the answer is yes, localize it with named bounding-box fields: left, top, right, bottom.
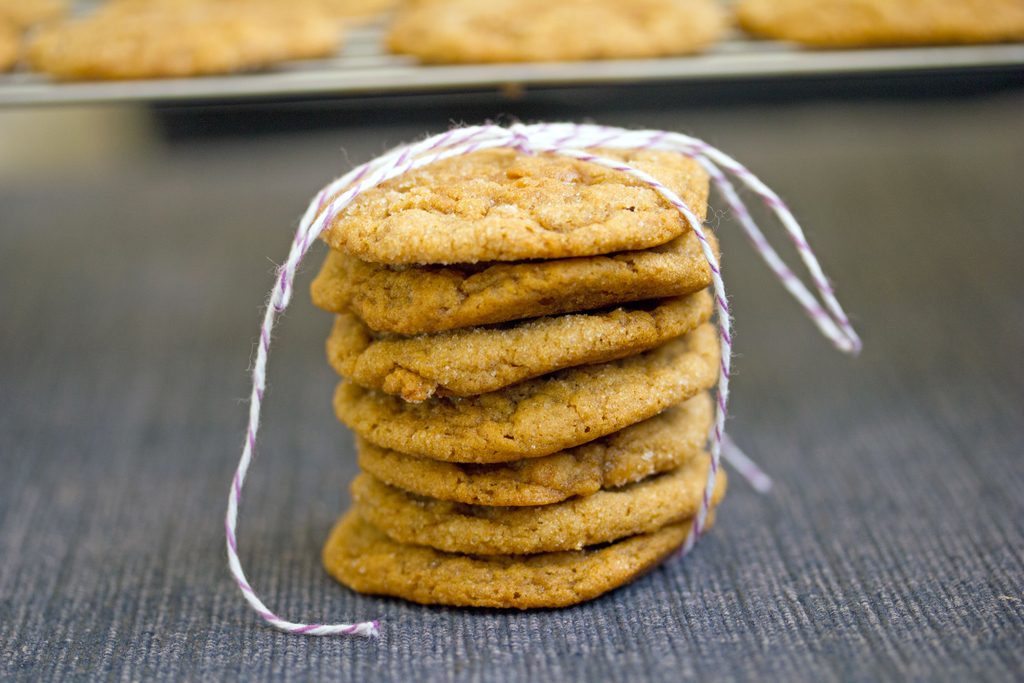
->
left=322, top=509, right=715, bottom=609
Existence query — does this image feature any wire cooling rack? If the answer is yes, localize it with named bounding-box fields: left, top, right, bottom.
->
left=1, top=20, right=1022, bottom=106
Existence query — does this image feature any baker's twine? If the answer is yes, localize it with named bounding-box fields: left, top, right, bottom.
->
left=225, top=123, right=862, bottom=637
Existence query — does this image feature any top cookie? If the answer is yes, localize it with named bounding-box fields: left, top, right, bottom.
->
left=320, top=148, right=709, bottom=265
left=387, top=0, right=726, bottom=63
left=737, top=0, right=1024, bottom=47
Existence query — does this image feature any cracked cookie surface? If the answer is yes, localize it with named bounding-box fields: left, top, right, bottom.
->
left=333, top=323, right=720, bottom=462
left=311, top=230, right=717, bottom=334
left=320, top=147, right=709, bottom=264
left=387, top=0, right=725, bottom=63
left=353, top=454, right=726, bottom=554
left=327, top=290, right=712, bottom=401
left=322, top=509, right=715, bottom=608
left=357, top=392, right=713, bottom=506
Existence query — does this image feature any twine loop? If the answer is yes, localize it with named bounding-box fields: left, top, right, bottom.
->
left=225, top=123, right=861, bottom=638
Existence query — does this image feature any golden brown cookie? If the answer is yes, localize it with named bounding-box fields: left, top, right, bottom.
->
left=26, top=4, right=342, bottom=80
left=108, top=0, right=397, bottom=21
left=0, top=22, right=18, bottom=72
left=736, top=0, right=1024, bottom=47
left=322, top=509, right=715, bottom=608
left=328, top=290, right=712, bottom=402
left=311, top=230, right=717, bottom=334
left=352, top=454, right=726, bottom=554
left=387, top=0, right=725, bottom=63
left=320, top=148, right=709, bottom=265
left=0, top=0, right=65, bottom=29
left=357, top=392, right=713, bottom=506
left=334, top=323, right=720, bottom=462
left=308, top=0, right=398, bottom=21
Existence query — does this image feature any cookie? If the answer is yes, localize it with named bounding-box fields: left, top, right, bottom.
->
left=736, top=0, right=1024, bottom=47
left=0, top=0, right=65, bottom=29
left=109, top=0, right=395, bottom=21
left=308, top=0, right=398, bottom=21
left=322, top=509, right=715, bottom=608
left=357, top=392, right=713, bottom=506
left=353, top=453, right=726, bottom=554
left=311, top=230, right=717, bottom=334
left=27, top=4, right=341, bottom=80
left=328, top=290, right=712, bottom=401
left=320, top=148, right=709, bottom=265
left=334, top=323, right=720, bottom=462
left=387, top=0, right=725, bottom=64
left=0, top=22, right=18, bottom=72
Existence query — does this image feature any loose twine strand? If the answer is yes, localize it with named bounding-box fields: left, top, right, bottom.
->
left=225, top=123, right=862, bottom=638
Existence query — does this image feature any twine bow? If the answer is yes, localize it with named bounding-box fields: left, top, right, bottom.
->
left=225, top=123, right=861, bottom=637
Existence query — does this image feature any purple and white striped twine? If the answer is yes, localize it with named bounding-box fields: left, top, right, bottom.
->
left=226, top=122, right=861, bottom=637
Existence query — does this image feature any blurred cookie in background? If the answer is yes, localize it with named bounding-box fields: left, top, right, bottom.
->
left=737, top=0, right=1024, bottom=47
left=106, top=0, right=400, bottom=23
left=303, top=0, right=400, bottom=22
left=26, top=2, right=343, bottom=80
left=0, top=21, right=19, bottom=71
left=387, top=0, right=726, bottom=63
left=0, top=0, right=65, bottom=30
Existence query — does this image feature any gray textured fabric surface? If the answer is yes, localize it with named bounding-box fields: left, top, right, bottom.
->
left=1, top=91, right=1023, bottom=682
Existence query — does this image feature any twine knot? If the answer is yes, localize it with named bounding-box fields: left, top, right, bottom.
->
left=509, top=123, right=533, bottom=155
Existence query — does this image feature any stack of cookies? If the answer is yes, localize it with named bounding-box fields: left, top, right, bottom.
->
left=313, top=148, right=725, bottom=608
